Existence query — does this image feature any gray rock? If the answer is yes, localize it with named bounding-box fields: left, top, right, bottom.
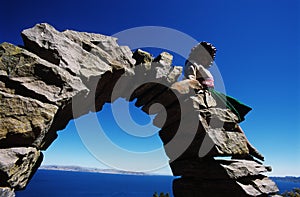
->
left=0, top=42, right=87, bottom=106
left=0, top=23, right=278, bottom=196
left=167, top=66, right=182, bottom=83
left=21, top=23, right=113, bottom=82
left=191, top=91, right=217, bottom=109
left=153, top=52, right=173, bottom=79
left=219, top=159, right=271, bottom=179
left=206, top=128, right=250, bottom=156
left=0, top=147, right=42, bottom=190
left=236, top=181, right=262, bottom=196
left=251, top=177, right=279, bottom=194
left=62, top=30, right=135, bottom=70
left=154, top=52, right=173, bottom=67
left=0, top=187, right=15, bottom=197
left=237, top=176, right=279, bottom=196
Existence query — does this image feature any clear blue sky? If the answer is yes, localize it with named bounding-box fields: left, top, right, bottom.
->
left=1, top=0, right=299, bottom=176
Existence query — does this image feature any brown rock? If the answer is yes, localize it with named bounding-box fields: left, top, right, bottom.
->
left=132, top=49, right=153, bottom=66
left=0, top=91, right=58, bottom=148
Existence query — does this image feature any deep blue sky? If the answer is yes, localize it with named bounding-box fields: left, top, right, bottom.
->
left=1, top=0, right=299, bottom=176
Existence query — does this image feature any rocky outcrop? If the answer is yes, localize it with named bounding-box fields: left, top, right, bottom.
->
left=0, top=23, right=279, bottom=196
left=0, top=147, right=42, bottom=190
left=0, top=188, right=15, bottom=197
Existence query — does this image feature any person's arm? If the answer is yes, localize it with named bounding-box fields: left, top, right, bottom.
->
left=184, top=61, right=197, bottom=80
left=194, top=63, right=214, bottom=88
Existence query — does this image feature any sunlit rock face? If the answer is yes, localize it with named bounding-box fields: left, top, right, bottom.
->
left=0, top=23, right=278, bottom=197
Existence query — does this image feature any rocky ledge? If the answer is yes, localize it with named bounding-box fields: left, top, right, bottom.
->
left=0, top=23, right=279, bottom=196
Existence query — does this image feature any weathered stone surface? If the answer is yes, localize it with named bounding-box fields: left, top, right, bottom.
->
left=0, top=91, right=58, bottom=147
left=22, top=23, right=116, bottom=82
left=132, top=49, right=153, bottom=66
left=191, top=91, right=217, bottom=109
left=237, top=176, right=279, bottom=196
left=0, top=23, right=278, bottom=196
left=0, top=42, right=87, bottom=105
left=200, top=107, right=239, bottom=130
left=172, top=159, right=279, bottom=196
left=0, top=147, right=42, bottom=190
left=220, top=159, right=271, bottom=179
left=0, top=187, right=15, bottom=197
left=171, top=159, right=271, bottom=179
left=0, top=42, right=87, bottom=148
left=152, top=52, right=173, bottom=79
left=251, top=176, right=279, bottom=194
left=236, top=181, right=263, bottom=196
left=154, top=52, right=173, bottom=67
left=63, top=29, right=135, bottom=68
left=206, top=128, right=250, bottom=156
left=167, top=66, right=182, bottom=83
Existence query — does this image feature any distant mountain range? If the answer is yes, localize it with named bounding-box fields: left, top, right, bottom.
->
left=40, top=166, right=300, bottom=183
left=39, top=165, right=150, bottom=175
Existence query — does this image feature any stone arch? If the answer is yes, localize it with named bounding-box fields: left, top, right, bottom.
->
left=0, top=23, right=279, bottom=196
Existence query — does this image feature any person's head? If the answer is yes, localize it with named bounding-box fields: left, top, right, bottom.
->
left=187, top=41, right=217, bottom=68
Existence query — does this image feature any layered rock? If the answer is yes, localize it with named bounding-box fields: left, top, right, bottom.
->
left=0, top=23, right=279, bottom=196
left=0, top=147, right=42, bottom=189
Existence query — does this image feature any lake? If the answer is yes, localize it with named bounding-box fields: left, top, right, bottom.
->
left=271, top=178, right=300, bottom=194
left=16, top=170, right=300, bottom=196
left=16, top=170, right=174, bottom=197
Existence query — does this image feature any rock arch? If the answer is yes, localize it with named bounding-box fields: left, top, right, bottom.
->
left=0, top=23, right=279, bottom=196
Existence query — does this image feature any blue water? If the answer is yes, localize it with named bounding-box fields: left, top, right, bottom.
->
left=15, top=170, right=300, bottom=196
left=16, top=170, right=174, bottom=197
left=272, top=179, right=300, bottom=193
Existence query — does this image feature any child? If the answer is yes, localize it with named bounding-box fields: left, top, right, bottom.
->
left=184, top=41, right=252, bottom=122
left=185, top=42, right=264, bottom=161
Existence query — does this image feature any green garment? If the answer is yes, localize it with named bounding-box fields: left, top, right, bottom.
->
left=209, top=88, right=252, bottom=122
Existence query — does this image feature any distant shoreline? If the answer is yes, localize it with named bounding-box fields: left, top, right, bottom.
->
left=39, top=165, right=300, bottom=181
left=270, top=177, right=300, bottom=183
left=39, top=165, right=173, bottom=176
